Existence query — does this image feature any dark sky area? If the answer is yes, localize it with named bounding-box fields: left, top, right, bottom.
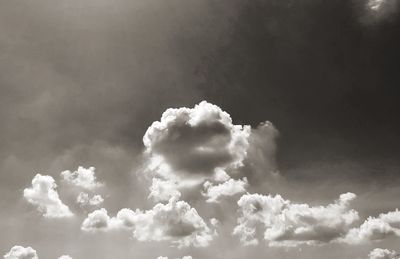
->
left=0, top=0, right=400, bottom=258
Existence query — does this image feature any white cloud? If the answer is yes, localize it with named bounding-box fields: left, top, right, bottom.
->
left=3, top=246, right=38, bottom=259
left=23, top=174, right=73, bottom=218
left=148, top=178, right=181, bottom=202
left=143, top=101, right=251, bottom=201
left=156, top=257, right=192, bottom=259
left=81, top=208, right=116, bottom=232
left=233, top=192, right=359, bottom=247
left=81, top=197, right=217, bottom=248
left=202, top=178, right=248, bottom=203
left=58, top=256, right=73, bottom=259
left=340, top=209, right=400, bottom=245
left=61, top=166, right=103, bottom=190
left=368, top=0, right=386, bottom=10
left=369, top=248, right=399, bottom=259
left=363, top=0, right=399, bottom=23
left=76, top=192, right=104, bottom=207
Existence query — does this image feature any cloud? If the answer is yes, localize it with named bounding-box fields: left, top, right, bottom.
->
left=369, top=248, right=399, bottom=259
left=58, top=256, right=73, bottom=259
left=81, top=208, right=116, bottom=232
left=142, top=101, right=280, bottom=204
left=233, top=192, right=359, bottom=247
left=156, top=257, right=192, bottom=259
left=81, top=197, right=217, bottom=248
left=340, top=209, right=400, bottom=245
left=241, top=121, right=280, bottom=186
left=143, top=101, right=250, bottom=178
left=362, top=0, right=400, bottom=23
left=23, top=174, right=73, bottom=218
left=3, top=246, right=38, bottom=259
left=142, top=101, right=251, bottom=201
left=61, top=166, right=103, bottom=190
left=202, top=178, right=248, bottom=203
left=76, top=192, right=104, bottom=207
left=148, top=178, right=182, bottom=203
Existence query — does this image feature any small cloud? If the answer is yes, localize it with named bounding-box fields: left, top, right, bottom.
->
left=23, top=174, right=73, bottom=218
left=76, top=192, right=104, bottom=207
left=369, top=248, right=399, bottom=259
left=202, top=177, right=248, bottom=203
left=3, top=245, right=38, bottom=259
left=81, top=208, right=115, bottom=232
left=61, top=166, right=103, bottom=190
left=58, top=256, right=73, bottom=259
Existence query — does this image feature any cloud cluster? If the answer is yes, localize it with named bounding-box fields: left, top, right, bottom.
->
left=61, top=166, right=103, bottom=190
left=340, top=209, right=400, bottom=245
left=233, top=192, right=359, bottom=247
left=369, top=248, right=399, bottom=259
left=81, top=197, right=217, bottom=248
left=76, top=192, right=104, bottom=207
left=3, top=246, right=38, bottom=259
left=23, top=174, right=73, bottom=218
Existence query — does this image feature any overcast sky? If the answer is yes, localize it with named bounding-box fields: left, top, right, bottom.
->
left=1, top=0, right=400, bottom=258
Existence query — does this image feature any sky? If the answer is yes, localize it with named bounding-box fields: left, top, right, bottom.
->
left=1, top=0, right=400, bottom=258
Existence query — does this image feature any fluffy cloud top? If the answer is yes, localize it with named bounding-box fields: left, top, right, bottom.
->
left=81, top=208, right=114, bottom=231
left=81, top=197, right=217, bottom=248
left=340, top=209, right=400, bottom=245
left=369, top=248, right=399, bottom=259
left=3, top=246, right=38, bottom=259
left=58, top=256, right=73, bottom=259
left=233, top=192, right=359, bottom=247
left=76, top=192, right=104, bottom=207
left=23, top=174, right=73, bottom=218
left=143, top=101, right=250, bottom=178
left=61, top=166, right=103, bottom=190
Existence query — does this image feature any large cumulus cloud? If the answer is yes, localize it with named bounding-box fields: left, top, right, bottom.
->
left=233, top=192, right=359, bottom=247
left=142, top=101, right=278, bottom=202
left=143, top=101, right=250, bottom=178
left=23, top=174, right=73, bottom=218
